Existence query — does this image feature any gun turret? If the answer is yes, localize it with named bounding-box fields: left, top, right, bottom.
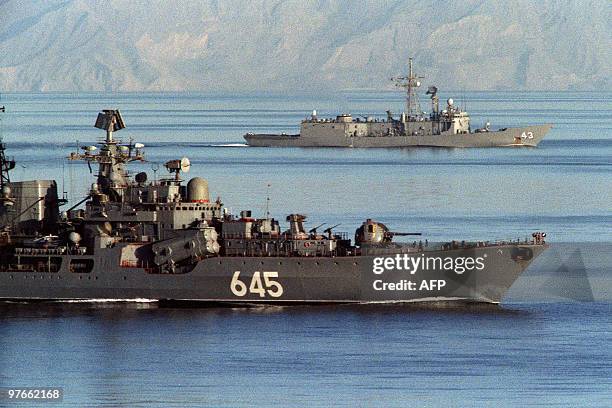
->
left=324, top=223, right=341, bottom=239
left=387, top=231, right=422, bottom=237
left=309, top=223, right=326, bottom=235
left=355, top=219, right=423, bottom=246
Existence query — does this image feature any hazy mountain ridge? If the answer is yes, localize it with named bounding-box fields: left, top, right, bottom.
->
left=0, top=0, right=610, bottom=92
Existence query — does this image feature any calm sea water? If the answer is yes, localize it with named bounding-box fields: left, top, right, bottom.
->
left=0, top=91, right=610, bottom=406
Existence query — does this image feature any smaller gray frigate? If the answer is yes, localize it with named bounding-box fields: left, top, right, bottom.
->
left=245, top=58, right=552, bottom=148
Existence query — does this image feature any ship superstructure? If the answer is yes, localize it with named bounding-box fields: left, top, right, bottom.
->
left=0, top=109, right=548, bottom=304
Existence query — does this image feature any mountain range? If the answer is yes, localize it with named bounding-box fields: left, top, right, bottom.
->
left=0, top=0, right=610, bottom=92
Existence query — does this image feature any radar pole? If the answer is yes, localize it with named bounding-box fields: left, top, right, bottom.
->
left=392, top=57, right=424, bottom=120
left=265, top=183, right=271, bottom=219
left=0, top=103, right=14, bottom=189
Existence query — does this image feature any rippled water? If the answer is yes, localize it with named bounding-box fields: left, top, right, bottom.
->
left=0, top=302, right=610, bottom=407
left=0, top=91, right=610, bottom=406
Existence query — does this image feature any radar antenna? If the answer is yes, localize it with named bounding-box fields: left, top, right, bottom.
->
left=94, top=109, right=125, bottom=144
left=164, top=157, right=190, bottom=181
left=392, top=57, right=424, bottom=120
left=68, top=110, right=145, bottom=201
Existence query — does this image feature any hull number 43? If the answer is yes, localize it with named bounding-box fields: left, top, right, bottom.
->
left=231, top=271, right=284, bottom=298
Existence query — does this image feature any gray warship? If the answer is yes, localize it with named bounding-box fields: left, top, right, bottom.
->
left=0, top=108, right=548, bottom=304
left=245, top=58, right=552, bottom=148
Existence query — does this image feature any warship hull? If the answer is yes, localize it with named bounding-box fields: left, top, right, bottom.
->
left=0, top=243, right=545, bottom=304
left=245, top=124, right=552, bottom=148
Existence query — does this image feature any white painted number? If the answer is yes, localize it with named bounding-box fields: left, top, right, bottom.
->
left=521, top=131, right=534, bottom=139
left=231, top=271, right=284, bottom=298
left=230, top=271, right=248, bottom=296
left=249, top=271, right=266, bottom=297
left=263, top=271, right=283, bottom=298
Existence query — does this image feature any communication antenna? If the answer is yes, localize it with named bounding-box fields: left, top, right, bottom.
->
left=0, top=99, right=5, bottom=138
left=264, top=183, right=271, bottom=219
left=392, top=57, right=424, bottom=119
left=60, top=162, right=68, bottom=205
left=151, top=162, right=159, bottom=183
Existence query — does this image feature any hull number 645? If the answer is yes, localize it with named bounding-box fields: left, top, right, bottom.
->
left=230, top=271, right=284, bottom=298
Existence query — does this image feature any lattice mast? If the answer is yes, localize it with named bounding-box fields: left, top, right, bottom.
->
left=392, top=57, right=424, bottom=120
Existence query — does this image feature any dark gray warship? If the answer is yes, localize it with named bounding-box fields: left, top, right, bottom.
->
left=245, top=58, right=552, bottom=148
left=0, top=108, right=548, bottom=304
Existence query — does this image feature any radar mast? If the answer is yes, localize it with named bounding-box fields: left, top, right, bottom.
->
left=392, top=57, right=424, bottom=120
left=68, top=110, right=145, bottom=201
left=0, top=103, right=14, bottom=188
